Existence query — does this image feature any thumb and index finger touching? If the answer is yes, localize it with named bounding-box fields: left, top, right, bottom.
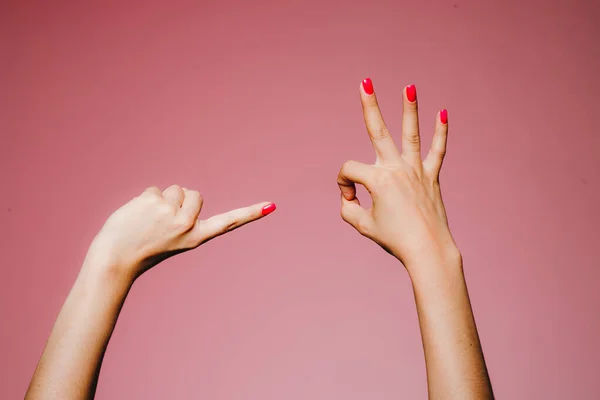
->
left=337, top=78, right=397, bottom=200
left=337, top=78, right=400, bottom=232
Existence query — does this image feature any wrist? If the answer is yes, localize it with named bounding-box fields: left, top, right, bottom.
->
left=404, top=246, right=463, bottom=283
left=78, top=249, right=136, bottom=296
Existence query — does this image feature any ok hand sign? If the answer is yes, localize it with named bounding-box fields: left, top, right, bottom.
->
left=338, top=79, right=460, bottom=271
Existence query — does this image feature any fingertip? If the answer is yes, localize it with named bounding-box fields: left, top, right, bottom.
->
left=361, top=77, right=374, bottom=95
left=440, top=109, right=448, bottom=125
left=405, top=84, right=417, bottom=103
left=261, top=202, right=276, bottom=216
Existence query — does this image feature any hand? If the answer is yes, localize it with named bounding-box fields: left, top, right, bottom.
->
left=337, top=79, right=459, bottom=270
left=85, top=185, right=276, bottom=281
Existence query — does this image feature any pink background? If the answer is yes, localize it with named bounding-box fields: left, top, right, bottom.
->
left=2, top=0, right=599, bottom=398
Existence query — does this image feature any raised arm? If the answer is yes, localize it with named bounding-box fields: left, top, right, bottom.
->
left=26, top=185, right=276, bottom=399
left=337, top=78, right=493, bottom=399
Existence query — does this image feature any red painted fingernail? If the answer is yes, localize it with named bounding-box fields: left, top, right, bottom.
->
left=362, top=78, right=374, bottom=95
left=406, top=84, right=416, bottom=102
left=440, top=109, right=448, bottom=124
left=261, top=203, right=276, bottom=216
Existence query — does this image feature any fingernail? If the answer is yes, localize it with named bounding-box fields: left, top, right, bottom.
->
left=406, top=84, right=416, bottom=103
left=362, top=78, right=374, bottom=95
left=261, top=203, right=276, bottom=216
left=440, top=109, right=448, bottom=124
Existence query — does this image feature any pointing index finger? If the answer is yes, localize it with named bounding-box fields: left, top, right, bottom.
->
left=191, top=202, right=276, bottom=245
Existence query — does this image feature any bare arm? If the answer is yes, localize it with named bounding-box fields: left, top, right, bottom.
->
left=409, top=255, right=492, bottom=398
left=25, top=259, right=132, bottom=399
left=26, top=185, right=276, bottom=399
left=338, top=78, right=493, bottom=398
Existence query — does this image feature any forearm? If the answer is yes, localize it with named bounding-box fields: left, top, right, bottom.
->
left=408, top=255, right=493, bottom=399
left=26, top=257, right=133, bottom=399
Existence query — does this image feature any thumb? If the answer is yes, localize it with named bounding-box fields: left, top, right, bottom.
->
left=340, top=195, right=373, bottom=236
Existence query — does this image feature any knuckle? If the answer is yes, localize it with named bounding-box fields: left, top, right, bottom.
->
left=186, top=191, right=204, bottom=210
left=431, top=145, right=446, bottom=160
left=403, top=132, right=421, bottom=145
left=181, top=213, right=197, bottom=230
left=339, top=160, right=357, bottom=182
left=371, top=126, right=391, bottom=141
left=341, top=160, right=355, bottom=172
left=158, top=202, right=174, bottom=215
left=435, top=148, right=446, bottom=159
left=142, top=186, right=160, bottom=197
left=222, top=218, right=239, bottom=234
left=187, top=190, right=202, bottom=201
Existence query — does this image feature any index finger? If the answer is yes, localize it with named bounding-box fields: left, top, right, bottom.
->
left=190, top=202, right=276, bottom=245
left=360, top=78, right=401, bottom=163
left=337, top=160, right=374, bottom=201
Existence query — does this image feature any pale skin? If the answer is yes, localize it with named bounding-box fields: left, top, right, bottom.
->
left=25, top=187, right=276, bottom=399
left=26, top=79, right=493, bottom=399
left=337, top=79, right=493, bottom=399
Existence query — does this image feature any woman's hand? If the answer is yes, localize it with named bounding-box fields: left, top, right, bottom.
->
left=26, top=185, right=275, bottom=400
left=339, top=79, right=493, bottom=399
left=85, top=185, right=276, bottom=281
left=337, top=79, right=459, bottom=271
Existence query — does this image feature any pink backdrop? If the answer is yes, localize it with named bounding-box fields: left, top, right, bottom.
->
left=2, top=1, right=599, bottom=398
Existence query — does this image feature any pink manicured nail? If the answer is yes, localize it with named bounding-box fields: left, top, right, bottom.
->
left=406, top=84, right=416, bottom=102
left=440, top=109, right=448, bottom=124
left=362, top=78, right=374, bottom=95
left=261, top=203, right=276, bottom=216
